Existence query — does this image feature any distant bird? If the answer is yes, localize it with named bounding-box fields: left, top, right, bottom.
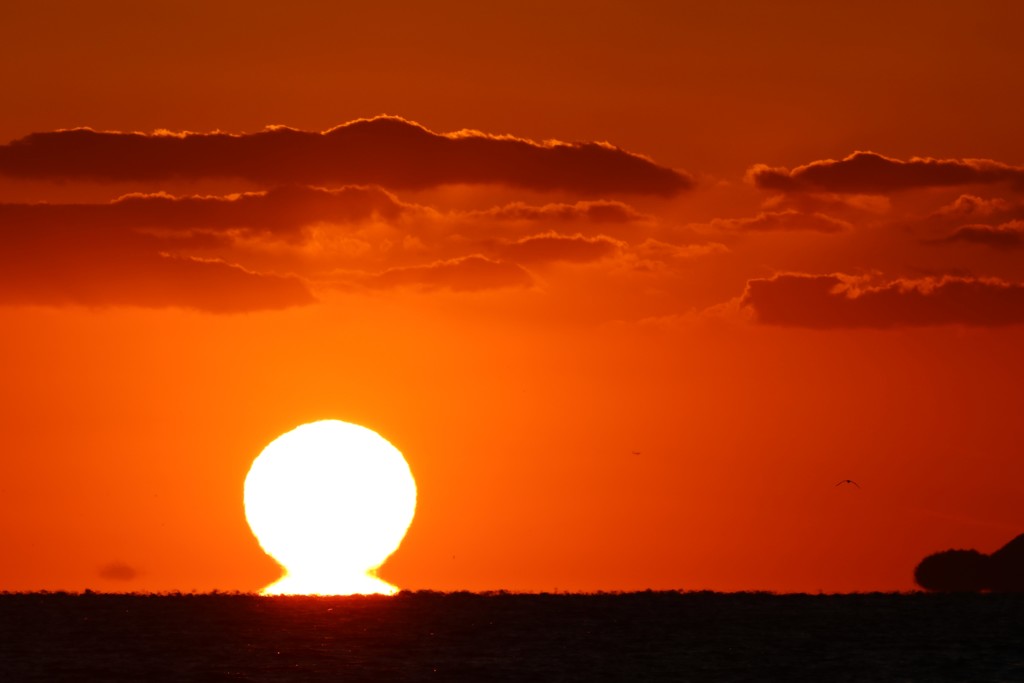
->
left=631, top=451, right=642, bottom=455
left=835, top=479, right=861, bottom=488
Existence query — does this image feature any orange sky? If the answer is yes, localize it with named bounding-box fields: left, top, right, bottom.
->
left=2, top=0, right=1023, bottom=594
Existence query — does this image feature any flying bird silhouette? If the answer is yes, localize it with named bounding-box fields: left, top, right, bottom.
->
left=835, top=479, right=861, bottom=488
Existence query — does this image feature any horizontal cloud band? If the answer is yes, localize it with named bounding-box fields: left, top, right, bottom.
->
left=748, top=151, right=1024, bottom=194
left=741, top=273, right=1024, bottom=328
left=0, top=116, right=693, bottom=196
left=367, top=255, right=532, bottom=292
left=0, top=185, right=405, bottom=239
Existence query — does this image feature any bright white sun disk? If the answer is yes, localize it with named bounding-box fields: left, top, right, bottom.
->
left=244, top=420, right=417, bottom=595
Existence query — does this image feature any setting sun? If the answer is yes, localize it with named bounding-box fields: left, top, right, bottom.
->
left=5, top=3, right=1024, bottom=679
left=243, top=420, right=417, bottom=595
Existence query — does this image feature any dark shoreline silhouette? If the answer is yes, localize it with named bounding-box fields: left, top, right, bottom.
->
left=2, top=591, right=1022, bottom=681
left=915, top=533, right=1024, bottom=592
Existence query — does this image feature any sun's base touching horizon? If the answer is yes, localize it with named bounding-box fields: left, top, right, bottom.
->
left=244, top=420, right=417, bottom=597
left=260, top=570, right=399, bottom=596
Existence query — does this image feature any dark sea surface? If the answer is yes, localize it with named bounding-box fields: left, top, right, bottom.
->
left=1, top=591, right=1021, bottom=682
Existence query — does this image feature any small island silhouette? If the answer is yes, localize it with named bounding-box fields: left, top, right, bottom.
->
left=914, top=533, right=1024, bottom=592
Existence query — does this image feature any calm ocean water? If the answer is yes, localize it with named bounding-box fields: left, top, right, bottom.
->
left=1, top=591, right=1021, bottom=681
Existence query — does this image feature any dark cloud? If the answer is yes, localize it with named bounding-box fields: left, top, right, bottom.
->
left=938, top=222, right=1024, bottom=249
left=97, top=562, right=139, bottom=581
left=920, top=195, right=1024, bottom=235
left=635, top=239, right=728, bottom=260
left=0, top=250, right=314, bottom=312
left=760, top=192, right=891, bottom=215
left=0, top=116, right=693, bottom=196
left=0, top=185, right=406, bottom=241
left=495, top=232, right=623, bottom=264
left=741, top=273, right=1024, bottom=328
left=0, top=188, right=648, bottom=308
left=367, top=255, right=532, bottom=292
left=710, top=210, right=851, bottom=233
left=0, top=216, right=314, bottom=312
left=626, top=239, right=728, bottom=273
left=914, top=534, right=1024, bottom=592
left=932, top=194, right=1019, bottom=222
left=748, top=152, right=1024, bottom=194
left=912, top=195, right=1024, bottom=248
left=472, top=200, right=651, bottom=223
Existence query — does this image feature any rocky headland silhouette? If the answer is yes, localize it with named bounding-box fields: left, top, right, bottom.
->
left=915, top=533, right=1024, bottom=592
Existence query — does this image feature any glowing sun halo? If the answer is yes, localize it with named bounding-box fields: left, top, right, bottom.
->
left=244, top=420, right=417, bottom=595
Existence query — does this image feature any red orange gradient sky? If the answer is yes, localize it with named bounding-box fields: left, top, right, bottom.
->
left=2, top=1, right=1023, bottom=594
